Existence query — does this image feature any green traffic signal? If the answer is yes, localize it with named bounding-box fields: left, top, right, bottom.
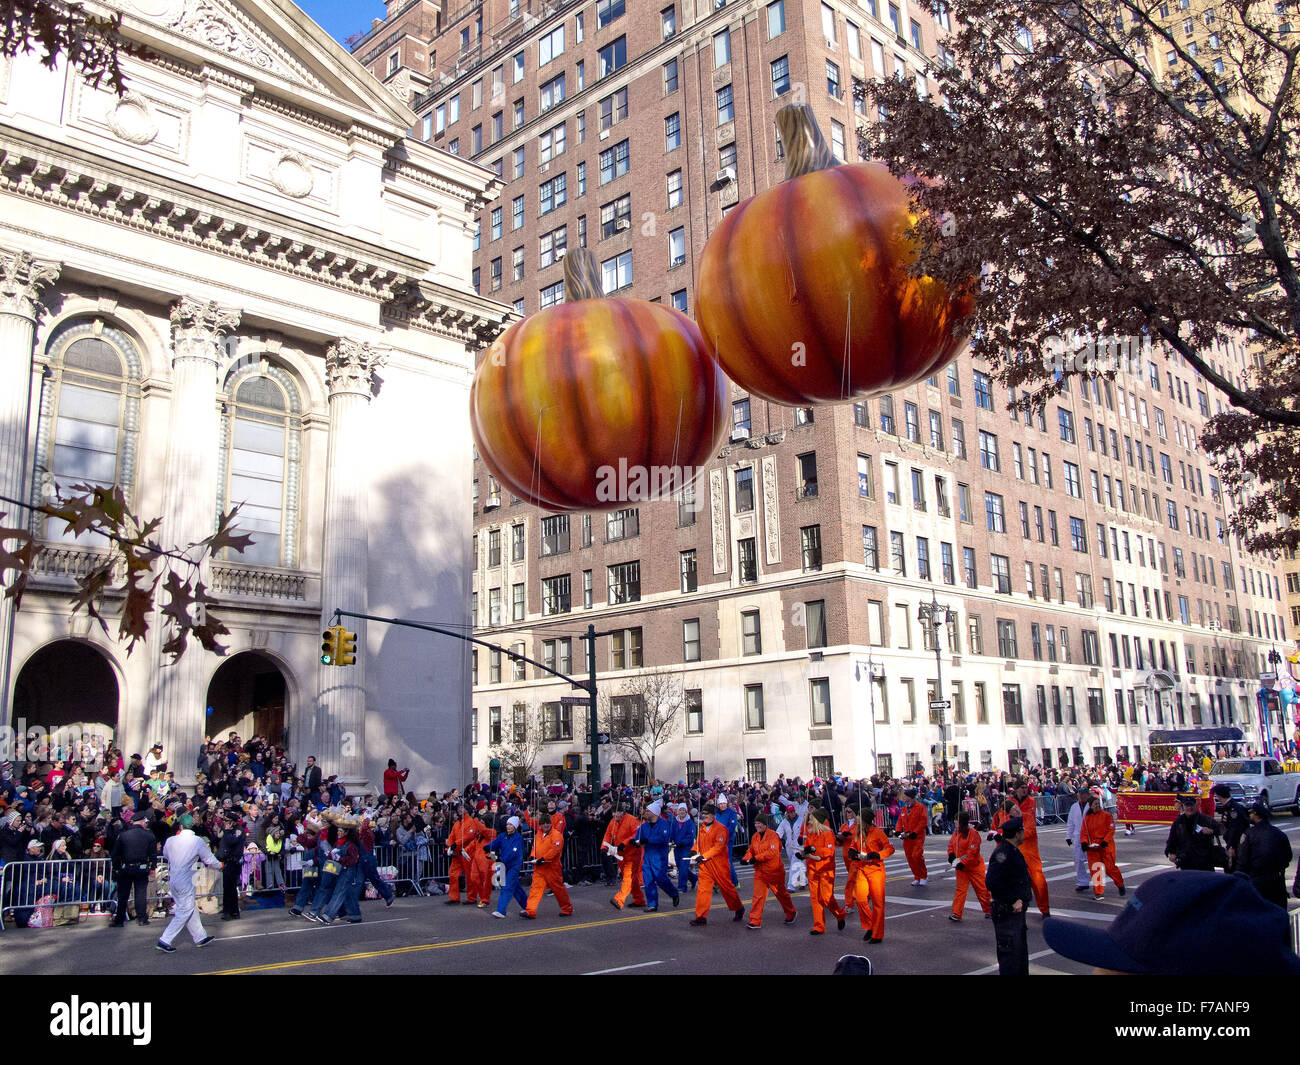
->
left=321, top=626, right=338, bottom=665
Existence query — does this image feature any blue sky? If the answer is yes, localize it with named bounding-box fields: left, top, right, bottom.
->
left=298, top=1, right=388, bottom=46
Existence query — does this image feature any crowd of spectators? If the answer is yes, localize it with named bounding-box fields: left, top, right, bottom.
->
left=0, top=728, right=1259, bottom=928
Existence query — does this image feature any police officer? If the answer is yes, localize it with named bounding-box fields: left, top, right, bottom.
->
left=1212, top=784, right=1249, bottom=871
left=109, top=809, right=157, bottom=926
left=1163, top=794, right=1220, bottom=870
left=986, top=816, right=1033, bottom=976
left=1236, top=801, right=1292, bottom=909
left=216, top=810, right=245, bottom=920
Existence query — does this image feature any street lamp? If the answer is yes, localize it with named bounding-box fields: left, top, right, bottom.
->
left=918, top=595, right=953, bottom=776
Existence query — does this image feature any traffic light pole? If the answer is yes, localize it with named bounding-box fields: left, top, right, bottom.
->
left=331, top=609, right=613, bottom=792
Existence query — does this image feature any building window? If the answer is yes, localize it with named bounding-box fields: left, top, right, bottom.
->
left=540, top=73, right=565, bottom=113
left=539, top=24, right=565, bottom=65
left=667, top=169, right=683, bottom=208
left=598, top=36, right=628, bottom=79
left=742, top=610, right=762, bottom=655
left=771, top=55, right=791, bottom=95
left=738, top=537, right=757, bottom=583
left=810, top=678, right=832, bottom=725
left=669, top=227, right=686, bottom=267
left=801, top=525, right=823, bottom=572
left=768, top=0, right=786, bottom=37
left=541, top=574, right=571, bottom=616
left=597, top=0, right=626, bottom=28
left=601, top=251, right=634, bottom=292
left=1003, top=685, right=1024, bottom=725
left=681, top=689, right=702, bottom=734
left=683, top=618, right=701, bottom=662
left=973, top=370, right=993, bottom=409
left=680, top=549, right=698, bottom=593
left=541, top=514, right=570, bottom=555
left=735, top=466, right=754, bottom=512
left=599, top=139, right=630, bottom=184
left=716, top=84, right=735, bottom=124
left=610, top=627, right=643, bottom=670
left=666, top=112, right=682, bottom=150
left=219, top=366, right=299, bottom=566
left=997, top=618, right=1018, bottom=658
left=607, top=561, right=641, bottom=604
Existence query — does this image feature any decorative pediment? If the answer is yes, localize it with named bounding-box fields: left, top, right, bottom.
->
left=119, top=0, right=329, bottom=92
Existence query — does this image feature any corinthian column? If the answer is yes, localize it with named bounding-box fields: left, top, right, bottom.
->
left=153, top=296, right=240, bottom=784
left=318, top=338, right=386, bottom=788
left=0, top=250, right=60, bottom=718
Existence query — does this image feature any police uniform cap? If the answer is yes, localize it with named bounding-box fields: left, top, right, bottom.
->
left=1001, top=816, right=1025, bottom=836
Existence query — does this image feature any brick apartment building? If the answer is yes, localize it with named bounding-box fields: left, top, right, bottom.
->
left=352, top=0, right=1291, bottom=784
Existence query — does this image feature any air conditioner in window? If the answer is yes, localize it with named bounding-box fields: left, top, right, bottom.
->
left=599, top=128, right=611, bottom=140
left=555, top=248, right=567, bottom=261
left=484, top=494, right=501, bottom=510
left=716, top=166, right=737, bottom=184
left=614, top=217, right=631, bottom=231
left=538, top=162, right=550, bottom=174
left=730, top=425, right=751, bottom=442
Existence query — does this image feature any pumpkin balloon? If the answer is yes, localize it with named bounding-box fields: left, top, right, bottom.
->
left=695, top=104, right=973, bottom=406
left=470, top=249, right=728, bottom=511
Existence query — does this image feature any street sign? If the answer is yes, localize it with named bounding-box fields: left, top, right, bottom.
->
left=560, top=696, right=591, bottom=707
left=928, top=699, right=951, bottom=710
left=597, top=732, right=611, bottom=745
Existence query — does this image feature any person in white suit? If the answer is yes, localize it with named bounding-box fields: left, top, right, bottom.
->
left=156, top=814, right=223, bottom=952
left=776, top=803, right=805, bottom=891
left=1064, top=787, right=1093, bottom=893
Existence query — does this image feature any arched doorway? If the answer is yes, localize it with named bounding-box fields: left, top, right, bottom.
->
left=12, top=640, right=119, bottom=761
left=205, top=652, right=287, bottom=747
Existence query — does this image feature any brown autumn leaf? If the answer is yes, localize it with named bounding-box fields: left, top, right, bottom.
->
left=0, top=516, right=40, bottom=610
left=202, top=504, right=254, bottom=557
left=69, top=561, right=116, bottom=638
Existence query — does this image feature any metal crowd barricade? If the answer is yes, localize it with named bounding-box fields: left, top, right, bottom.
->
left=1, top=857, right=115, bottom=932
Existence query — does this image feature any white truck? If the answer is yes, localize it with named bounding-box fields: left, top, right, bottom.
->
left=1208, top=758, right=1300, bottom=813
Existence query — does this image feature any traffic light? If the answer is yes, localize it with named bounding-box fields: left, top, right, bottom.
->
left=335, top=627, right=358, bottom=667
left=321, top=626, right=340, bottom=666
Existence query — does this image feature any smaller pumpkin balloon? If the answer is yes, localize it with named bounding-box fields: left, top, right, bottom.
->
left=695, top=104, right=973, bottom=406
left=470, top=250, right=728, bottom=511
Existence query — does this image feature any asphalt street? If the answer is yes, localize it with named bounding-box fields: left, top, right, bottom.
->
left=6, top=818, right=1300, bottom=975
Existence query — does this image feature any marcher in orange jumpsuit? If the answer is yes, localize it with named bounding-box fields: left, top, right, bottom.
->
left=897, top=789, right=929, bottom=884
left=987, top=799, right=1017, bottom=842
left=603, top=805, right=645, bottom=909
left=522, top=813, right=572, bottom=918
left=946, top=810, right=991, bottom=921
left=1081, top=794, right=1125, bottom=899
left=740, top=814, right=795, bottom=928
left=466, top=807, right=495, bottom=906
left=689, top=804, right=745, bottom=925
left=1014, top=782, right=1051, bottom=916
left=836, top=806, right=862, bottom=910
left=844, top=808, right=893, bottom=942
left=800, top=807, right=846, bottom=935
left=445, top=805, right=490, bottom=904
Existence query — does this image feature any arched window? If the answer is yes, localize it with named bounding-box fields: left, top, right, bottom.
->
left=35, top=322, right=142, bottom=545
left=218, top=363, right=302, bottom=568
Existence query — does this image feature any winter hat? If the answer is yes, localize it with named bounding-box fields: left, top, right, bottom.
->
left=507, top=816, right=520, bottom=829
left=647, top=801, right=662, bottom=817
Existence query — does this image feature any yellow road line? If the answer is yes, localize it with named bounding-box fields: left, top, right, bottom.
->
left=204, top=873, right=945, bottom=974
left=203, top=902, right=714, bottom=975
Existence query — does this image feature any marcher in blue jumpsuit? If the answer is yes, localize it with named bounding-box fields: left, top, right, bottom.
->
left=488, top=817, right=528, bottom=917
left=671, top=804, right=697, bottom=892
left=715, top=795, right=739, bottom=886
left=634, top=802, right=679, bottom=911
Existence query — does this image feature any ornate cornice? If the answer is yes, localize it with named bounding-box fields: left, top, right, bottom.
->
left=170, top=295, right=240, bottom=363
left=325, top=338, right=387, bottom=399
left=381, top=281, right=515, bottom=348
left=0, top=249, right=61, bottom=321
left=0, top=135, right=424, bottom=307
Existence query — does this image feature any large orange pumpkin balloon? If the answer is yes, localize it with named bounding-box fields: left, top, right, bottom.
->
left=471, top=250, right=728, bottom=511
left=695, top=104, right=973, bottom=406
